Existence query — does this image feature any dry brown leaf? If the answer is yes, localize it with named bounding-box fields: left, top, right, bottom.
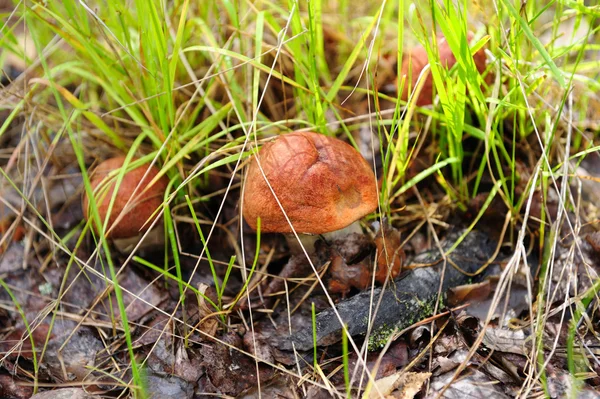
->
left=374, top=223, right=405, bottom=284
left=367, top=371, right=431, bottom=399
left=196, top=283, right=219, bottom=338
left=447, top=280, right=492, bottom=306
left=482, top=325, right=529, bottom=355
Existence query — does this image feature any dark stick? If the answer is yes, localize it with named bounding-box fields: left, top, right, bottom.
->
left=276, top=229, right=501, bottom=351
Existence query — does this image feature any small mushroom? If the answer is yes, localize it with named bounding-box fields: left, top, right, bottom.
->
left=398, top=32, right=487, bottom=106
left=243, top=131, right=378, bottom=251
left=82, top=156, right=169, bottom=251
left=242, top=132, right=379, bottom=301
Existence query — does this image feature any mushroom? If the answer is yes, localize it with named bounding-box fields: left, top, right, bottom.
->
left=243, top=131, right=379, bottom=251
left=398, top=32, right=487, bottom=106
left=82, top=156, right=169, bottom=252
left=242, top=132, right=379, bottom=300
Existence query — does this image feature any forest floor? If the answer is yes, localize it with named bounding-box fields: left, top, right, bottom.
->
left=1, top=1, right=600, bottom=398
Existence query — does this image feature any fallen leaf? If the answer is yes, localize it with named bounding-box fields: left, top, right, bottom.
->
left=447, top=280, right=492, bottom=306
left=367, top=371, right=431, bottom=399
left=391, top=372, right=432, bottom=399
left=427, top=368, right=509, bottom=399
left=374, top=223, right=405, bottom=284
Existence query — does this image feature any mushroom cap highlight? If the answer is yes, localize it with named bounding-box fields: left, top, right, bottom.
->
left=242, top=132, right=378, bottom=234
left=82, top=156, right=169, bottom=239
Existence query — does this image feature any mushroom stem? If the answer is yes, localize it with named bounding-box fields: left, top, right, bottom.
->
left=112, top=222, right=165, bottom=254
left=284, top=220, right=365, bottom=257
left=321, top=220, right=364, bottom=243
left=254, top=221, right=367, bottom=307
left=284, top=233, right=319, bottom=256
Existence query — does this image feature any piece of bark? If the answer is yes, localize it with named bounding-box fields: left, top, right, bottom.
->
left=275, top=229, right=501, bottom=351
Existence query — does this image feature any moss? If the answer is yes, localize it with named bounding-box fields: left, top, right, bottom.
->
left=418, top=294, right=447, bottom=320
left=420, top=297, right=436, bottom=317
left=364, top=294, right=448, bottom=352
left=367, top=324, right=397, bottom=351
left=438, top=294, right=446, bottom=310
left=38, top=282, right=53, bottom=296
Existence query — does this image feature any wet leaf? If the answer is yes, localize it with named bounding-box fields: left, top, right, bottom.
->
left=447, top=280, right=491, bottom=306
left=328, top=255, right=371, bottom=295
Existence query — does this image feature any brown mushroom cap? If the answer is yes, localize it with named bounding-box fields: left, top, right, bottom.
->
left=242, top=132, right=378, bottom=234
left=82, top=156, right=169, bottom=239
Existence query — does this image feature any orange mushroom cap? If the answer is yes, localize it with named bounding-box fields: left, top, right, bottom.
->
left=398, top=33, right=487, bottom=106
left=82, top=156, right=169, bottom=239
left=242, top=132, right=378, bottom=234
